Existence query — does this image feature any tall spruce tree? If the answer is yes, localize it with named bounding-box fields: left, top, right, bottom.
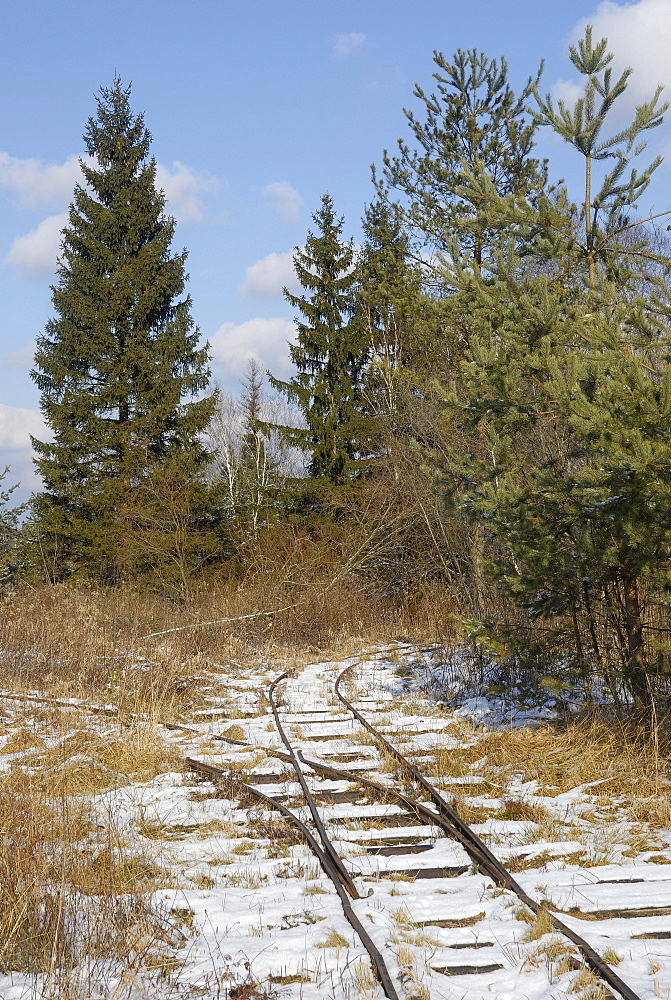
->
left=355, top=200, right=441, bottom=461
left=31, top=79, right=214, bottom=581
left=357, top=200, right=424, bottom=407
left=269, top=195, right=371, bottom=484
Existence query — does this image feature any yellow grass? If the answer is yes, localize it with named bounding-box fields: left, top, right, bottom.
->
left=0, top=781, right=178, bottom=979
left=431, top=713, right=671, bottom=838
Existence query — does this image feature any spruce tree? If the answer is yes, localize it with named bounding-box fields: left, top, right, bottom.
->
left=355, top=200, right=442, bottom=462
left=269, top=195, right=371, bottom=484
left=31, top=79, right=214, bottom=581
left=0, top=468, right=21, bottom=587
left=357, top=200, right=424, bottom=406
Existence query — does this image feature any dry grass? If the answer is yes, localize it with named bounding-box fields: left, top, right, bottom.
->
left=396, top=944, right=414, bottom=967
left=0, top=574, right=455, bottom=727
left=497, top=798, right=551, bottom=823
left=1, top=581, right=669, bottom=993
left=247, top=811, right=304, bottom=846
left=449, top=717, right=670, bottom=795
left=522, top=906, right=555, bottom=942
left=24, top=725, right=182, bottom=778
left=222, top=724, right=247, bottom=741
left=431, top=714, right=671, bottom=839
left=353, top=957, right=375, bottom=995
left=450, top=795, right=497, bottom=824
left=447, top=790, right=551, bottom=827
left=525, top=937, right=574, bottom=969
left=568, top=968, right=610, bottom=999
left=0, top=780, right=181, bottom=987
left=0, top=585, right=226, bottom=719
left=316, top=928, right=350, bottom=953
left=625, top=795, right=671, bottom=829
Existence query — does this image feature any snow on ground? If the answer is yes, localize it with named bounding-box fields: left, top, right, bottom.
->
left=0, top=644, right=669, bottom=999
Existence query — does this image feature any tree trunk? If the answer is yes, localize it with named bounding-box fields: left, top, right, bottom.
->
left=621, top=570, right=649, bottom=706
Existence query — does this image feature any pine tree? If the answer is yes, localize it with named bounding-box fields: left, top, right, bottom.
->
left=437, top=34, right=671, bottom=705
left=377, top=49, right=547, bottom=275
left=425, top=29, right=671, bottom=710
left=31, top=79, right=214, bottom=582
left=533, top=25, right=668, bottom=287
left=450, top=265, right=671, bottom=706
left=269, top=195, right=371, bottom=484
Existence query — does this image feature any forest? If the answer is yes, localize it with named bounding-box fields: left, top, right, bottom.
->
left=3, top=25, right=671, bottom=718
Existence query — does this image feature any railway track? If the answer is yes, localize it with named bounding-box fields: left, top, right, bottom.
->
left=184, top=656, right=671, bottom=1000
left=7, top=646, right=668, bottom=997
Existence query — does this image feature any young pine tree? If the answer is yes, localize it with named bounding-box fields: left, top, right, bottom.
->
left=31, top=79, right=214, bottom=582
left=533, top=25, right=668, bottom=287
left=440, top=31, right=671, bottom=708
left=377, top=48, right=547, bottom=276
left=269, top=194, right=372, bottom=484
left=450, top=265, right=671, bottom=707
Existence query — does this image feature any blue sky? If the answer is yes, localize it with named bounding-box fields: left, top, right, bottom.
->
left=2, top=0, right=671, bottom=499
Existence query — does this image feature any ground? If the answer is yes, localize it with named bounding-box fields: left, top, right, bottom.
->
left=0, top=641, right=669, bottom=1000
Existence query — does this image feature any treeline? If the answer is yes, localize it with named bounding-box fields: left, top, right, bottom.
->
left=3, top=29, right=671, bottom=711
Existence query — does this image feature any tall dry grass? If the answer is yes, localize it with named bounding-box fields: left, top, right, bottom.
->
left=0, top=565, right=455, bottom=712
left=0, top=776, right=186, bottom=998
left=432, top=713, right=671, bottom=837
left=455, top=715, right=671, bottom=794
left=0, top=574, right=454, bottom=994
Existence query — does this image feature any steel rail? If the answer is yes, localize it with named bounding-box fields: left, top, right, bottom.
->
left=268, top=673, right=360, bottom=899
left=334, top=664, right=642, bottom=1000
left=184, top=755, right=402, bottom=1000
left=185, top=755, right=342, bottom=881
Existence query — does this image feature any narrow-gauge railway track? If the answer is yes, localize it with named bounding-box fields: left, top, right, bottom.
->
left=4, top=648, right=670, bottom=998
left=334, top=665, right=643, bottom=1000
left=185, top=663, right=660, bottom=1000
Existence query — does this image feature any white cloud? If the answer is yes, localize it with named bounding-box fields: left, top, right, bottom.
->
left=239, top=250, right=300, bottom=298
left=552, top=79, right=585, bottom=107
left=209, top=317, right=297, bottom=380
left=0, top=403, right=47, bottom=451
left=333, top=32, right=366, bottom=59
left=0, top=342, right=36, bottom=369
left=0, top=152, right=85, bottom=210
left=566, top=0, right=671, bottom=107
left=261, top=181, right=303, bottom=224
left=3, top=158, right=216, bottom=277
left=155, top=160, right=217, bottom=224
left=0, top=150, right=214, bottom=226
left=4, top=213, right=67, bottom=277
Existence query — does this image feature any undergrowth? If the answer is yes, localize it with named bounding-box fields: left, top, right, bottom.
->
left=0, top=779, right=185, bottom=997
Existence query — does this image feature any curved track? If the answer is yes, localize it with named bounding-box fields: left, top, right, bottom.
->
left=185, top=661, right=660, bottom=1000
